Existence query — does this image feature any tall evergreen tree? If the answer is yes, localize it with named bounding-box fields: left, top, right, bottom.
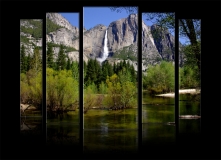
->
left=47, top=43, right=55, bottom=69
left=94, top=60, right=102, bottom=86
left=102, top=63, right=109, bottom=82
left=71, top=61, right=79, bottom=80
left=83, top=61, right=87, bottom=80
left=130, top=65, right=136, bottom=84
left=26, top=53, right=31, bottom=71
left=20, top=44, right=27, bottom=73
left=126, top=61, right=130, bottom=70
left=113, top=62, right=117, bottom=74
left=57, top=44, right=66, bottom=70
left=30, top=46, right=42, bottom=73
left=66, top=57, right=71, bottom=70
left=107, top=62, right=113, bottom=77
left=123, top=59, right=126, bottom=68
left=85, top=59, right=94, bottom=86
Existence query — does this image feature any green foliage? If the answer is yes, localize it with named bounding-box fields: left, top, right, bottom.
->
left=179, top=66, right=199, bottom=89
left=182, top=42, right=200, bottom=67
left=98, top=81, right=107, bottom=94
left=30, top=46, right=42, bottom=74
left=104, top=73, right=137, bottom=109
left=113, top=46, right=137, bottom=61
left=20, top=44, right=27, bottom=73
left=118, top=67, right=132, bottom=84
left=20, top=36, right=30, bottom=44
left=47, top=42, right=60, bottom=47
left=20, top=20, right=42, bottom=39
left=26, top=53, right=31, bottom=73
left=20, top=73, right=31, bottom=103
left=56, top=45, right=67, bottom=70
left=47, top=43, right=56, bottom=69
left=178, top=42, right=200, bottom=89
left=101, top=61, right=113, bottom=82
left=84, top=59, right=137, bottom=112
left=83, top=58, right=137, bottom=97
left=118, top=68, right=137, bottom=108
left=143, top=61, right=174, bottom=94
left=83, top=61, right=87, bottom=82
left=47, top=42, right=78, bottom=52
left=105, top=74, right=122, bottom=108
left=46, top=68, right=58, bottom=110
left=84, top=59, right=102, bottom=87
left=84, top=83, right=97, bottom=112
left=46, top=68, right=79, bottom=111
left=46, top=18, right=63, bottom=34
left=182, top=42, right=200, bottom=82
left=29, top=70, right=42, bottom=109
left=20, top=69, right=42, bottom=109
left=65, top=46, right=78, bottom=52
left=66, top=57, right=71, bottom=70
left=71, top=61, right=79, bottom=80
left=21, top=46, right=79, bottom=112
left=120, top=81, right=137, bottom=108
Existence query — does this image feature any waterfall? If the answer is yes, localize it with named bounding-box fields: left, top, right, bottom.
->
left=97, top=30, right=108, bottom=63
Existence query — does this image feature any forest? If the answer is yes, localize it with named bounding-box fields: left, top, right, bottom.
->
left=20, top=43, right=138, bottom=114
left=20, top=15, right=201, bottom=114
left=20, top=39, right=200, bottom=113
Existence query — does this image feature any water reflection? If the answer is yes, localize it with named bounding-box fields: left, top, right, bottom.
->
left=84, top=109, right=138, bottom=129
left=47, top=111, right=80, bottom=146
left=47, top=124, right=80, bottom=146
left=142, top=123, right=176, bottom=146
left=179, top=94, right=200, bottom=115
left=20, top=117, right=43, bottom=148
left=83, top=130, right=138, bottom=153
left=179, top=119, right=200, bottom=134
left=20, top=93, right=201, bottom=151
left=142, top=92, right=175, bottom=123
left=47, top=110, right=79, bottom=123
left=20, top=117, right=42, bottom=134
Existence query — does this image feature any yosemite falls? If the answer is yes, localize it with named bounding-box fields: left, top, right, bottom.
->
left=97, top=30, right=109, bottom=63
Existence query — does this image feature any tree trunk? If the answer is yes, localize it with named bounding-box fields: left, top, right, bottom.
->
left=180, top=19, right=201, bottom=75
left=185, top=19, right=201, bottom=74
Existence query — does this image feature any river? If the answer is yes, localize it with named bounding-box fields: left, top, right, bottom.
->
left=20, top=92, right=201, bottom=152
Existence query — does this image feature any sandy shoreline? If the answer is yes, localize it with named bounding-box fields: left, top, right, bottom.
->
left=156, top=89, right=200, bottom=97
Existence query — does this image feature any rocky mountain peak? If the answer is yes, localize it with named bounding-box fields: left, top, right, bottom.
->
left=46, top=13, right=78, bottom=34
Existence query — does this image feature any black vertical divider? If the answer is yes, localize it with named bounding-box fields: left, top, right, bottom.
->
left=79, top=7, right=84, bottom=152
left=42, top=16, right=47, bottom=143
left=138, top=8, right=142, bottom=152
left=175, top=14, right=179, bottom=143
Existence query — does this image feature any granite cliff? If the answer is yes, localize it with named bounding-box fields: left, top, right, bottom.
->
left=21, top=13, right=183, bottom=71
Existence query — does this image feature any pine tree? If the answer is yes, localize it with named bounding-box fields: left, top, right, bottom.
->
left=47, top=43, right=54, bottom=69
left=113, top=62, right=117, bottom=74
left=83, top=61, right=87, bottom=80
left=130, top=65, right=136, bottom=83
left=107, top=62, right=113, bottom=77
left=20, top=44, right=27, bottom=73
left=66, top=57, right=71, bottom=70
left=27, top=53, right=31, bottom=71
left=126, top=61, right=130, bottom=70
left=123, top=59, right=126, bottom=68
left=30, top=46, right=42, bottom=73
left=57, top=44, right=66, bottom=70
left=85, top=59, right=94, bottom=86
left=102, top=63, right=109, bottom=82
left=71, top=61, right=79, bottom=80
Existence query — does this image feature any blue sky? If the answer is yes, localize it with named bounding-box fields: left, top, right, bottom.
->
left=83, top=7, right=138, bottom=29
left=60, top=9, right=188, bottom=44
left=59, top=12, right=79, bottom=27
